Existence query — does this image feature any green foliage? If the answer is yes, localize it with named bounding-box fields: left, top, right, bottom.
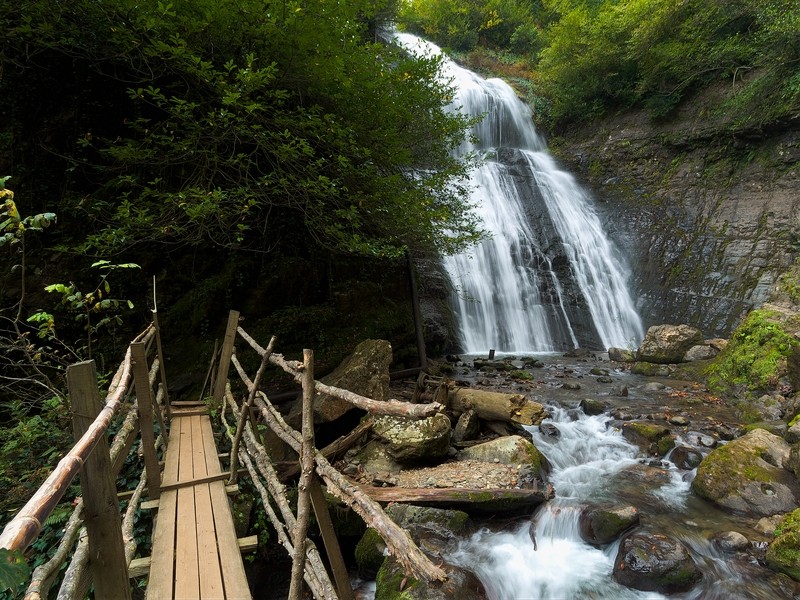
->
left=31, top=261, right=140, bottom=359
left=0, top=184, right=56, bottom=249
left=706, top=309, right=800, bottom=395
left=2, top=0, right=482, bottom=260
left=0, top=549, right=30, bottom=597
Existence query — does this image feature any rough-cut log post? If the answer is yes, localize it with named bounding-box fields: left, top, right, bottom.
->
left=131, top=342, right=160, bottom=500
left=289, top=349, right=315, bottom=600
left=445, top=387, right=547, bottom=426
left=229, top=335, right=277, bottom=485
left=213, top=310, right=240, bottom=403
left=222, top=387, right=336, bottom=599
left=254, top=393, right=447, bottom=583
left=68, top=361, right=131, bottom=600
left=151, top=303, right=171, bottom=422
left=0, top=338, right=138, bottom=552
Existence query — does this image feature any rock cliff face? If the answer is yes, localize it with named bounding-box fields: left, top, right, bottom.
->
left=554, top=82, right=800, bottom=337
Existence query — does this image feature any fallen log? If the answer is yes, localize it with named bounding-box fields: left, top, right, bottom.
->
left=444, top=387, right=547, bottom=426
left=360, top=484, right=555, bottom=514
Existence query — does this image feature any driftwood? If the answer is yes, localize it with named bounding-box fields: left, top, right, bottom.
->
left=0, top=326, right=154, bottom=552
left=253, top=393, right=447, bottom=584
left=360, top=485, right=554, bottom=513
left=444, top=387, right=547, bottom=426
left=236, top=326, right=444, bottom=419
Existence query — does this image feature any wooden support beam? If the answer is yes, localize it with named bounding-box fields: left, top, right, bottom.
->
left=213, top=310, right=240, bottom=403
left=140, top=484, right=239, bottom=509
left=309, top=476, right=354, bottom=600
left=129, top=536, right=258, bottom=578
left=131, top=342, right=161, bottom=500
left=68, top=360, right=131, bottom=600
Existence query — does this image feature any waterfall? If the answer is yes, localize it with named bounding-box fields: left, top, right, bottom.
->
left=394, top=33, right=643, bottom=353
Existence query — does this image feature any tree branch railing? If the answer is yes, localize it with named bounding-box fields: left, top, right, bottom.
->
left=0, top=308, right=171, bottom=600
left=214, top=309, right=448, bottom=600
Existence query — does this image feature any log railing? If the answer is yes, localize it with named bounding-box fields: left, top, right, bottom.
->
left=215, top=309, right=448, bottom=600
left=0, top=308, right=170, bottom=599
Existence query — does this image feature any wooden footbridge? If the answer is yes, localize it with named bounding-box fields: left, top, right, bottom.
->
left=0, top=309, right=449, bottom=599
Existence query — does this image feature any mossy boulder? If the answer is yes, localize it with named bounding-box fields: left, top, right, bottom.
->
left=375, top=557, right=486, bottom=600
left=766, top=509, right=800, bottom=581
left=692, top=428, right=800, bottom=516
left=373, top=413, right=452, bottom=464
left=579, top=504, right=639, bottom=545
left=459, top=435, right=549, bottom=476
left=608, top=347, right=636, bottom=362
left=355, top=528, right=388, bottom=579
left=621, top=421, right=674, bottom=456
left=579, top=398, right=608, bottom=416
left=631, top=362, right=673, bottom=377
left=385, top=504, right=471, bottom=542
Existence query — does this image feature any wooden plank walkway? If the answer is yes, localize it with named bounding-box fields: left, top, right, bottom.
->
left=147, top=410, right=251, bottom=600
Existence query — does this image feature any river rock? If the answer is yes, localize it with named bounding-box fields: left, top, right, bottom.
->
left=670, top=445, right=703, bottom=470
left=621, top=421, right=674, bottom=456
left=453, top=409, right=480, bottom=443
left=631, top=362, right=674, bottom=377
left=637, top=324, right=704, bottom=364
left=539, top=423, right=560, bottom=438
left=373, top=413, right=451, bottom=464
left=786, top=421, right=800, bottom=444
left=787, top=444, right=800, bottom=479
left=613, top=532, right=702, bottom=593
left=349, top=440, right=402, bottom=475
left=579, top=504, right=639, bottom=545
left=692, top=428, right=800, bottom=516
left=459, top=435, right=548, bottom=476
left=579, top=398, right=608, bottom=415
left=683, top=344, right=718, bottom=362
left=608, top=347, right=636, bottom=362
left=711, top=531, right=749, bottom=552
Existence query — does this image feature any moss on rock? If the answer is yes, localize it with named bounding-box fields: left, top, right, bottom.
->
left=766, top=509, right=800, bottom=581
left=355, top=528, right=387, bottom=579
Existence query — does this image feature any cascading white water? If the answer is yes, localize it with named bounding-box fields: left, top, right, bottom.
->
left=448, top=408, right=665, bottom=599
left=394, top=33, right=644, bottom=353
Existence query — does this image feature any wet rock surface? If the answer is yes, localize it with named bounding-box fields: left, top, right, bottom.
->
left=613, top=532, right=702, bottom=593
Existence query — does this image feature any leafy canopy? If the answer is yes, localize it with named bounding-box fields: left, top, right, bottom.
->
left=1, top=0, right=482, bottom=259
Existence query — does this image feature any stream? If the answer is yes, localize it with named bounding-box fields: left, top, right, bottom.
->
left=441, top=355, right=796, bottom=599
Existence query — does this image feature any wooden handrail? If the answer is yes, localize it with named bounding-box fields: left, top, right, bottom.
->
left=0, top=325, right=154, bottom=552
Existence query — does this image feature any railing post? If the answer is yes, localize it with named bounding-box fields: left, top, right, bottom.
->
left=151, top=307, right=171, bottom=422
left=213, top=310, right=240, bottom=403
left=309, top=476, right=355, bottom=600
left=131, top=342, right=161, bottom=500
left=67, top=360, right=132, bottom=600
left=288, top=349, right=315, bottom=600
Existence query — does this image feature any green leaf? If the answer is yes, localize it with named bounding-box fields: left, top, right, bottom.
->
left=0, top=548, right=30, bottom=592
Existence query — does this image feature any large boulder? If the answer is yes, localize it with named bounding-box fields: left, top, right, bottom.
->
left=579, top=504, right=639, bottom=545
left=608, top=347, right=636, bottom=362
left=613, top=532, right=702, bottom=594
left=691, top=428, right=800, bottom=516
left=289, top=339, right=392, bottom=425
left=637, top=324, right=704, bottom=364
left=373, top=413, right=452, bottom=464
left=459, top=435, right=548, bottom=476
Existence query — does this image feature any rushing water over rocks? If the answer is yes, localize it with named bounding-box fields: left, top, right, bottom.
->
left=394, top=33, right=643, bottom=353
left=445, top=399, right=796, bottom=599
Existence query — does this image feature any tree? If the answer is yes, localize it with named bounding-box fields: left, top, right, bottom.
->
left=1, top=0, right=483, bottom=260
